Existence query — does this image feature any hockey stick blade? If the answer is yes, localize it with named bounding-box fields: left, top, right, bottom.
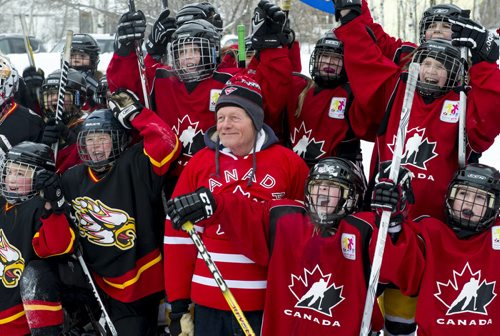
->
left=182, top=221, right=256, bottom=336
left=359, top=62, right=420, bottom=336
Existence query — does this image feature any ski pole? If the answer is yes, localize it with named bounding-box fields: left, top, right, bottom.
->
left=181, top=221, right=256, bottom=336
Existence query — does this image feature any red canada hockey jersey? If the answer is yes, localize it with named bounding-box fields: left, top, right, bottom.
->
left=164, top=126, right=309, bottom=311
left=107, top=48, right=292, bottom=176
left=336, top=19, right=500, bottom=221
left=208, top=194, right=424, bottom=335
left=0, top=199, right=75, bottom=335
left=412, top=217, right=500, bottom=335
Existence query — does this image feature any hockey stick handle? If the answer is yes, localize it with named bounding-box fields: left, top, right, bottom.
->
left=282, top=0, right=292, bottom=15
left=457, top=46, right=467, bottom=168
left=181, top=221, right=256, bottom=336
left=20, top=15, right=35, bottom=67
left=76, top=249, right=118, bottom=336
left=53, top=30, right=73, bottom=162
left=359, top=62, right=420, bottom=336
left=237, top=24, right=246, bottom=68
left=128, top=0, right=151, bottom=109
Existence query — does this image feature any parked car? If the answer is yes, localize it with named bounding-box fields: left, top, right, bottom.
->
left=50, top=33, right=115, bottom=53
left=0, top=34, right=47, bottom=54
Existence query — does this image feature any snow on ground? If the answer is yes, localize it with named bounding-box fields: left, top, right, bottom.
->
left=4, top=50, right=498, bottom=176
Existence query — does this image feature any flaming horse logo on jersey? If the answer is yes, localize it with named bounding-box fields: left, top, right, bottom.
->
left=72, top=197, right=137, bottom=250
left=0, top=229, right=25, bottom=288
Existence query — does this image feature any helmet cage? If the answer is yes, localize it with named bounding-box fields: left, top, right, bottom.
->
left=0, top=160, right=38, bottom=204
left=0, top=56, right=19, bottom=106
left=171, top=37, right=218, bottom=83
left=419, top=4, right=461, bottom=44
left=70, top=34, right=100, bottom=75
left=309, top=34, right=345, bottom=85
left=77, top=129, right=128, bottom=170
left=413, top=41, right=463, bottom=98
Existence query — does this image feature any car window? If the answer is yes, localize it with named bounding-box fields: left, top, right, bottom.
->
left=0, top=39, right=9, bottom=54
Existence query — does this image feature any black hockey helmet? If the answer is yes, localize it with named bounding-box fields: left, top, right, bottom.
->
left=1, top=141, right=55, bottom=204
left=446, top=163, right=500, bottom=234
left=77, top=109, right=129, bottom=170
left=309, top=32, right=346, bottom=87
left=170, top=19, right=220, bottom=82
left=419, top=4, right=462, bottom=44
left=71, top=34, right=101, bottom=75
left=305, top=157, right=366, bottom=227
left=94, top=75, right=109, bottom=107
left=176, top=2, right=223, bottom=33
left=0, top=55, right=20, bottom=107
left=412, top=39, right=463, bottom=98
left=41, top=68, right=87, bottom=122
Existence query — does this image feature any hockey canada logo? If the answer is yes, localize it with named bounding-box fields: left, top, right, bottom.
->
left=72, top=197, right=137, bottom=250
left=0, top=229, right=25, bottom=288
left=387, top=127, right=437, bottom=170
left=435, top=263, right=496, bottom=317
left=173, top=115, right=205, bottom=162
left=289, top=265, right=344, bottom=317
left=291, top=122, right=326, bottom=161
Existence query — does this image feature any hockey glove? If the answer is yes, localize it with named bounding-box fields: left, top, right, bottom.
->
left=334, top=0, right=362, bottom=23
left=108, top=89, right=144, bottom=129
left=41, top=118, right=74, bottom=146
left=114, top=10, right=146, bottom=57
left=22, top=66, right=45, bottom=89
left=449, top=16, right=499, bottom=64
left=169, top=299, right=194, bottom=336
left=166, top=187, right=216, bottom=230
left=146, top=9, right=177, bottom=61
left=0, top=135, right=11, bottom=163
left=35, top=170, right=66, bottom=214
left=371, top=162, right=414, bottom=237
left=250, top=0, right=294, bottom=50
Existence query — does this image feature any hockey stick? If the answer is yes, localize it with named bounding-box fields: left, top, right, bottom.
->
left=457, top=10, right=471, bottom=168
left=128, top=0, right=151, bottom=109
left=76, top=248, right=118, bottom=336
left=19, top=15, right=35, bottom=67
left=181, top=221, right=256, bottom=336
left=53, top=30, right=73, bottom=162
left=237, top=24, right=246, bottom=68
left=359, top=62, right=420, bottom=336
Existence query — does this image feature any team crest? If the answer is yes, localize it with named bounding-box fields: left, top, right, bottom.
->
left=289, top=265, right=345, bottom=317
left=328, top=97, right=346, bottom=119
left=209, top=89, right=222, bottom=111
left=72, top=197, right=137, bottom=250
left=440, top=100, right=460, bottom=123
left=290, top=122, right=326, bottom=161
left=341, top=233, right=356, bottom=260
left=434, top=263, right=496, bottom=316
left=387, top=127, right=438, bottom=170
left=0, top=229, right=25, bottom=288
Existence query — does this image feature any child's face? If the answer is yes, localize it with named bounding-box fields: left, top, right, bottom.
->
left=317, top=52, right=343, bottom=77
left=309, top=181, right=342, bottom=217
left=452, top=186, right=488, bottom=223
left=4, top=162, right=34, bottom=196
left=424, top=21, right=452, bottom=42
left=419, top=57, right=448, bottom=88
left=70, top=51, right=91, bottom=67
left=178, top=44, right=201, bottom=73
left=85, top=132, right=113, bottom=163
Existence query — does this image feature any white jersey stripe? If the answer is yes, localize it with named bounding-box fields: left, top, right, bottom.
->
left=197, top=252, right=255, bottom=264
left=192, top=274, right=267, bottom=289
left=164, top=236, right=194, bottom=245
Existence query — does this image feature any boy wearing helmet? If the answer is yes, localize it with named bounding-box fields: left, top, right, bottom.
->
left=56, top=89, right=179, bottom=335
left=0, top=141, right=75, bottom=335
left=165, top=157, right=424, bottom=335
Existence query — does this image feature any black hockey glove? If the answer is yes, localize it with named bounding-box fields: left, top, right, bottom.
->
left=146, top=9, right=177, bottom=61
left=35, top=170, right=66, bottom=214
left=0, top=135, right=11, bottom=163
left=334, top=0, right=362, bottom=23
left=250, top=0, right=294, bottom=50
left=449, top=16, right=499, bottom=64
left=22, top=66, right=45, bottom=90
left=114, top=10, right=146, bottom=57
left=166, top=187, right=216, bottom=230
left=41, top=118, right=74, bottom=146
left=108, top=89, right=144, bottom=129
left=169, top=299, right=194, bottom=336
left=371, top=162, right=414, bottom=239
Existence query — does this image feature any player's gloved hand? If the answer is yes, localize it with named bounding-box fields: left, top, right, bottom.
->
left=371, top=162, right=414, bottom=238
left=449, top=15, right=499, bottom=64
left=41, top=118, right=73, bottom=146
left=334, top=0, right=362, bottom=23
left=114, top=10, right=146, bottom=56
left=108, top=89, right=144, bottom=129
left=146, top=9, right=177, bottom=61
left=166, top=187, right=216, bottom=230
left=22, top=66, right=45, bottom=89
left=250, top=0, right=294, bottom=50
left=169, top=299, right=194, bottom=336
left=0, top=135, right=11, bottom=163
left=35, top=170, right=66, bottom=214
